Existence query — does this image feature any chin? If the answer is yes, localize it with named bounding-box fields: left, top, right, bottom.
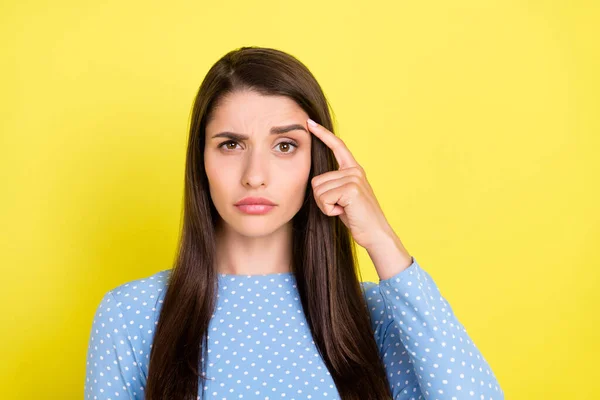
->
left=231, top=222, right=281, bottom=238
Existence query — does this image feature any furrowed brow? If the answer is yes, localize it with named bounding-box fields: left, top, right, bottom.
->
left=211, top=124, right=308, bottom=140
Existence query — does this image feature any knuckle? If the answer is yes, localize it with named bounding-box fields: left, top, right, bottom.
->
left=348, top=182, right=360, bottom=193
left=349, top=175, right=361, bottom=184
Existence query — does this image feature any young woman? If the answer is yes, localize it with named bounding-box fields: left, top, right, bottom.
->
left=84, top=46, right=504, bottom=400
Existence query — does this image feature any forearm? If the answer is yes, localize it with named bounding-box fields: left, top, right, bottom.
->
left=366, top=230, right=413, bottom=281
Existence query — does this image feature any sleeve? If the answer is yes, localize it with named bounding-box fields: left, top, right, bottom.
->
left=84, top=290, right=147, bottom=399
left=364, top=257, right=504, bottom=400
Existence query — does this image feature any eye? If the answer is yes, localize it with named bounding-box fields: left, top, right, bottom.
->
left=218, top=140, right=241, bottom=151
left=217, top=140, right=299, bottom=154
left=275, top=141, right=298, bottom=154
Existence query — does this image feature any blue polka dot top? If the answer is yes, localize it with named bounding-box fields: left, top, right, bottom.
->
left=85, top=257, right=504, bottom=399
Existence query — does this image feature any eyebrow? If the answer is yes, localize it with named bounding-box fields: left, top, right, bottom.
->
left=210, top=124, right=308, bottom=140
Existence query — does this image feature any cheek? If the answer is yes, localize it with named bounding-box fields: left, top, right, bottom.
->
left=284, top=156, right=311, bottom=204
left=204, top=153, right=232, bottom=199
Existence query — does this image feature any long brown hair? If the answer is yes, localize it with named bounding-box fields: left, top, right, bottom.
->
left=145, top=46, right=392, bottom=400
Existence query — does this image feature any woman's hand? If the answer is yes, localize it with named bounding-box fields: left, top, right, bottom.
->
left=306, top=118, right=397, bottom=251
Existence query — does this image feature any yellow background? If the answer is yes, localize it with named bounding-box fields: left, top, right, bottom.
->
left=1, top=0, right=598, bottom=398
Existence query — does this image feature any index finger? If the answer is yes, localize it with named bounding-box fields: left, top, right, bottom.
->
left=306, top=118, right=358, bottom=169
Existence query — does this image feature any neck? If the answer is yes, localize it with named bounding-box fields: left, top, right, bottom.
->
left=214, top=221, right=293, bottom=275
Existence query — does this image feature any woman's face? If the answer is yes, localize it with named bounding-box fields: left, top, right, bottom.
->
left=204, top=90, right=312, bottom=237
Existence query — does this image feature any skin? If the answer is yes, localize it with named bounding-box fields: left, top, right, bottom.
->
left=204, top=89, right=312, bottom=275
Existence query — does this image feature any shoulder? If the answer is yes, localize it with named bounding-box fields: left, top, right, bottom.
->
left=92, top=268, right=172, bottom=336
left=86, top=269, right=172, bottom=388
left=108, top=268, right=171, bottom=306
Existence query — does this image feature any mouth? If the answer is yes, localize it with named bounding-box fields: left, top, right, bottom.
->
left=235, top=204, right=276, bottom=215
left=234, top=197, right=277, bottom=206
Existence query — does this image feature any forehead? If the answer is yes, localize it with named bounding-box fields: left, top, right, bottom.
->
left=207, top=90, right=307, bottom=127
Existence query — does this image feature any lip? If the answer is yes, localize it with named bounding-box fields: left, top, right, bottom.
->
left=234, top=197, right=277, bottom=206
left=235, top=204, right=276, bottom=215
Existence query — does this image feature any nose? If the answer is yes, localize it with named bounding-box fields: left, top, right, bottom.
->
left=241, top=147, right=268, bottom=188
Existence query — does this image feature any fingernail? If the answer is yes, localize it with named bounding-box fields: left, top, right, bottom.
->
left=307, top=118, right=317, bottom=127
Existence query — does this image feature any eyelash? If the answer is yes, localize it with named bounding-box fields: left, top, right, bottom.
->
left=217, top=140, right=299, bottom=154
